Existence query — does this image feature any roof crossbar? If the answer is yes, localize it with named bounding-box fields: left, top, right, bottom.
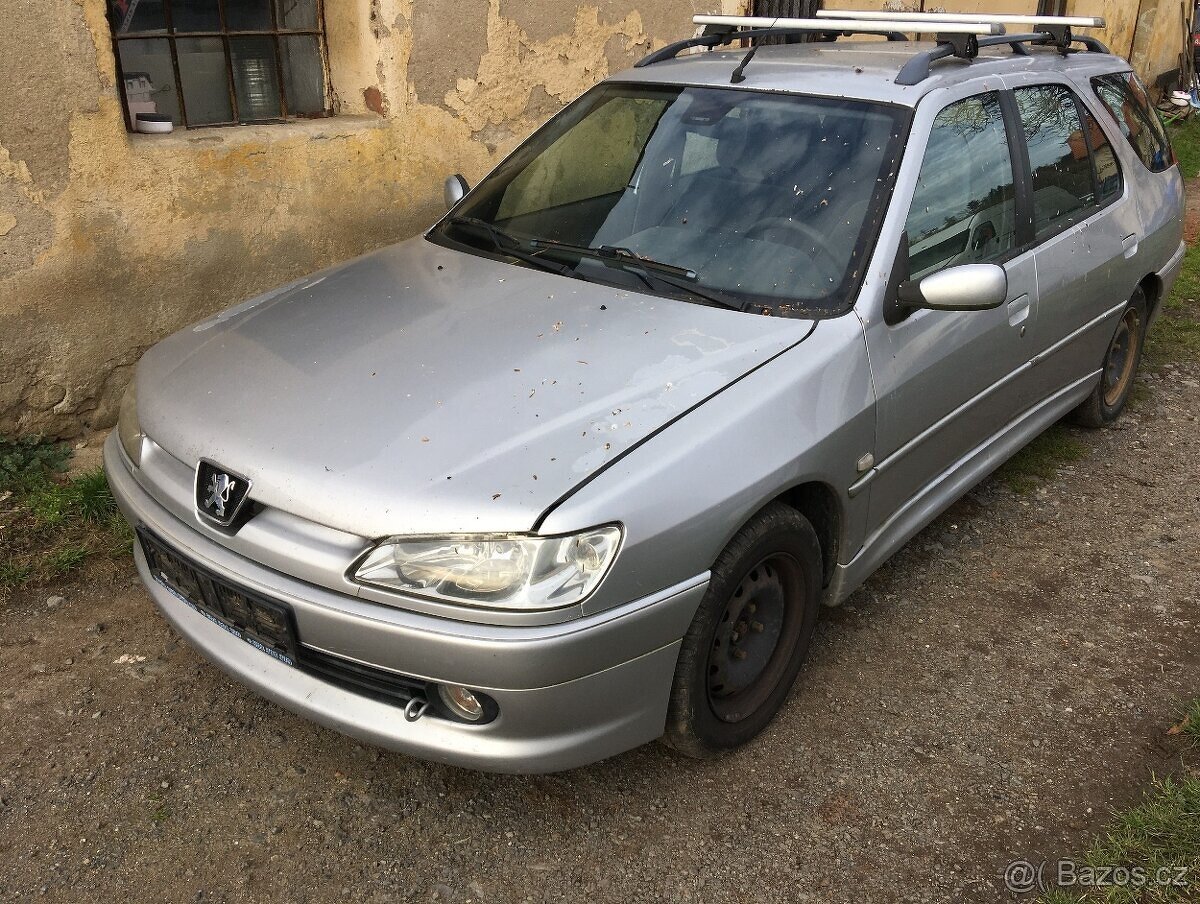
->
left=636, top=15, right=1005, bottom=68
left=637, top=25, right=908, bottom=68
left=693, top=15, right=1004, bottom=36
left=814, top=10, right=1106, bottom=29
left=895, top=31, right=1113, bottom=86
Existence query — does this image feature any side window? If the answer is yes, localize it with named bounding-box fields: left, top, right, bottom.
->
left=1013, top=84, right=1097, bottom=238
left=1082, top=108, right=1123, bottom=204
left=1092, top=73, right=1172, bottom=172
left=905, top=92, right=1018, bottom=280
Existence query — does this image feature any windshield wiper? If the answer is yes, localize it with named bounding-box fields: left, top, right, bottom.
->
left=529, top=239, right=745, bottom=311
left=443, top=216, right=574, bottom=276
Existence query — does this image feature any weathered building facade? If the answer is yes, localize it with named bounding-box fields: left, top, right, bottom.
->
left=0, top=0, right=1185, bottom=437
left=0, top=0, right=739, bottom=437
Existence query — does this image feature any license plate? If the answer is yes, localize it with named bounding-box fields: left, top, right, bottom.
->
left=137, top=527, right=299, bottom=668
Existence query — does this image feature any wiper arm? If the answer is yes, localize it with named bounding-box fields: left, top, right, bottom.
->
left=443, top=217, right=574, bottom=276
left=531, top=239, right=695, bottom=278
left=529, top=239, right=744, bottom=311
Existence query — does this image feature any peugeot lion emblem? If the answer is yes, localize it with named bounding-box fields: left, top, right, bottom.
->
left=195, top=459, right=252, bottom=528
left=204, top=472, right=236, bottom=518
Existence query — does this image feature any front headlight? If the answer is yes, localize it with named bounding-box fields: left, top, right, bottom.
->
left=353, top=526, right=622, bottom=610
left=116, top=380, right=142, bottom=467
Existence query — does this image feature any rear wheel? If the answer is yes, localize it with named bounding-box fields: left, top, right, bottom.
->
left=1072, top=288, right=1148, bottom=428
left=663, top=503, right=822, bottom=758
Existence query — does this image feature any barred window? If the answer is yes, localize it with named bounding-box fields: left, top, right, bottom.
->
left=108, top=0, right=330, bottom=131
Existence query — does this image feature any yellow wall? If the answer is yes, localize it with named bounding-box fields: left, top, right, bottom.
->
left=0, top=0, right=740, bottom=437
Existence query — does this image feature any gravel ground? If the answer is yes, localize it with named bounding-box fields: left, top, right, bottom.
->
left=3, top=320, right=1200, bottom=903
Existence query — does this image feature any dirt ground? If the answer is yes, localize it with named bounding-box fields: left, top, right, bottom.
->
left=4, top=287, right=1200, bottom=901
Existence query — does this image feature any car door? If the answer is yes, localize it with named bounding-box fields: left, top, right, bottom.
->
left=1007, top=81, right=1140, bottom=396
left=860, top=87, right=1038, bottom=533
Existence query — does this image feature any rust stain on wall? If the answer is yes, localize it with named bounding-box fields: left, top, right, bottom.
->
left=364, top=86, right=390, bottom=115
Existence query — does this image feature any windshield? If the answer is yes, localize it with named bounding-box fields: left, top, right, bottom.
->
left=432, top=83, right=909, bottom=315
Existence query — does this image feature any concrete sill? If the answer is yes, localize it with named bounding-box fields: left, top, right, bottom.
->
left=127, top=114, right=386, bottom=150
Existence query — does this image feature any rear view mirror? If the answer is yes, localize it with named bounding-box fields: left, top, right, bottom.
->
left=444, top=174, right=469, bottom=210
left=897, top=263, right=1007, bottom=313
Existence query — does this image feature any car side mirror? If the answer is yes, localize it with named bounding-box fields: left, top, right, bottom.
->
left=444, top=174, right=469, bottom=210
left=895, top=263, right=1008, bottom=314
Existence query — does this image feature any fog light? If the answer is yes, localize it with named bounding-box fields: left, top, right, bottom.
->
left=438, top=684, right=484, bottom=722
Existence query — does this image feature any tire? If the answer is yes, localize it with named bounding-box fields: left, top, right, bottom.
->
left=663, top=503, right=822, bottom=758
left=1072, top=288, right=1148, bottom=428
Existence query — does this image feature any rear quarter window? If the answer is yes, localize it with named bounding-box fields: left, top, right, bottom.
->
left=1092, top=72, right=1173, bottom=173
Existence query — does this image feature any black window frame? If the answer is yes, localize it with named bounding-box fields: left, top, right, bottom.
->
left=108, top=0, right=332, bottom=131
left=1091, top=72, right=1174, bottom=174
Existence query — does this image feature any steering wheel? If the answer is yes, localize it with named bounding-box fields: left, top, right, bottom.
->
left=744, top=216, right=845, bottom=286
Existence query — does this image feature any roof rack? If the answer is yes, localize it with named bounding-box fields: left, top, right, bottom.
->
left=693, top=14, right=1003, bottom=36
left=637, top=15, right=1004, bottom=68
left=821, top=9, right=1108, bottom=63
left=895, top=29, right=1112, bottom=84
left=814, top=11, right=1105, bottom=29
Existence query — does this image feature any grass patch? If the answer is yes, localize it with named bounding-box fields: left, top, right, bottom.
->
left=1169, top=118, right=1200, bottom=180
left=0, top=437, right=71, bottom=492
left=1076, top=775, right=1200, bottom=903
left=996, top=425, right=1089, bottom=494
left=1168, top=700, right=1200, bottom=746
left=0, top=437, right=130, bottom=600
left=1035, top=777, right=1200, bottom=903
left=1038, top=702, right=1200, bottom=904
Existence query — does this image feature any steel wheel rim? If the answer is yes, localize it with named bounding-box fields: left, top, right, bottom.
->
left=1102, top=307, right=1141, bottom=407
left=706, top=553, right=805, bottom=723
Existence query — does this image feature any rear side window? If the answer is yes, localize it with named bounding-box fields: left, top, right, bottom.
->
left=1082, top=108, right=1123, bottom=204
left=1013, top=84, right=1098, bottom=238
left=905, top=92, right=1018, bottom=279
left=1092, top=72, right=1172, bottom=172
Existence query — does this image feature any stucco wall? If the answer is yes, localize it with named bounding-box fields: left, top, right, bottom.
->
left=0, top=0, right=739, bottom=438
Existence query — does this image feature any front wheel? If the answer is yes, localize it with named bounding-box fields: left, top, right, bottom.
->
left=663, top=503, right=822, bottom=758
left=1072, top=288, right=1148, bottom=428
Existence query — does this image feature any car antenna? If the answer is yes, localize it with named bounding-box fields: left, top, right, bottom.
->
left=730, top=44, right=758, bottom=83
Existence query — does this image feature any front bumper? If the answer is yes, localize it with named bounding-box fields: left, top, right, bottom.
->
left=104, top=433, right=706, bottom=773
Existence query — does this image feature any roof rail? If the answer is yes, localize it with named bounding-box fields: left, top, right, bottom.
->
left=895, top=31, right=1112, bottom=86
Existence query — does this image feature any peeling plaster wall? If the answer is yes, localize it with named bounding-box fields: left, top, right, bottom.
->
left=0, top=0, right=739, bottom=437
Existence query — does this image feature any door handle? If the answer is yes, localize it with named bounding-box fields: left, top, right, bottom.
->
left=1007, top=294, right=1030, bottom=328
left=1122, top=233, right=1139, bottom=259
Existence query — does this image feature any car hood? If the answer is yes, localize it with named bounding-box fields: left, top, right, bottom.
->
left=138, top=236, right=814, bottom=538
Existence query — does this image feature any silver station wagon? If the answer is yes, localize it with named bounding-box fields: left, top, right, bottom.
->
left=106, top=13, right=1186, bottom=772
